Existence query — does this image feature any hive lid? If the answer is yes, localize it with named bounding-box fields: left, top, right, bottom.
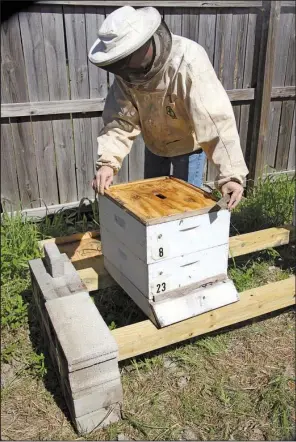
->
left=103, top=177, right=222, bottom=225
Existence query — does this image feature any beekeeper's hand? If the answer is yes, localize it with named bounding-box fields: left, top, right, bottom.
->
left=92, top=166, right=114, bottom=195
left=221, top=181, right=244, bottom=210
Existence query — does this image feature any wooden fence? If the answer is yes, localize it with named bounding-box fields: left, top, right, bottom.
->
left=1, top=0, right=295, bottom=212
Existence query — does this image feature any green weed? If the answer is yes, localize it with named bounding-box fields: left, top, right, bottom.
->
left=37, top=198, right=100, bottom=238
left=229, top=250, right=290, bottom=292
left=1, top=212, right=41, bottom=283
left=195, top=334, right=230, bottom=356
left=231, top=174, right=295, bottom=234
left=1, top=278, right=29, bottom=330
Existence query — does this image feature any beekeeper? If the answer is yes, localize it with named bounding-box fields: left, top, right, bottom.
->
left=88, top=6, right=248, bottom=209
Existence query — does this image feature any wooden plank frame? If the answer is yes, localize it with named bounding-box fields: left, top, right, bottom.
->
left=39, top=224, right=295, bottom=361
left=114, top=276, right=295, bottom=361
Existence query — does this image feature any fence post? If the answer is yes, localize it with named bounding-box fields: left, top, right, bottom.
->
left=248, top=0, right=281, bottom=186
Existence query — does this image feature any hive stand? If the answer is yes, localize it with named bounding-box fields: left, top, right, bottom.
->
left=29, top=243, right=123, bottom=435
left=33, top=210, right=295, bottom=434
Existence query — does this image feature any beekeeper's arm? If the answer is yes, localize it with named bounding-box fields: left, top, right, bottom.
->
left=94, top=78, right=141, bottom=194
left=185, top=46, right=248, bottom=205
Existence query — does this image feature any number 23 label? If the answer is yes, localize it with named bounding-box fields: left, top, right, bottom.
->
left=156, top=282, right=166, bottom=293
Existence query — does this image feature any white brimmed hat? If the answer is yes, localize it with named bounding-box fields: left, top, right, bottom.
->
left=88, top=6, right=162, bottom=67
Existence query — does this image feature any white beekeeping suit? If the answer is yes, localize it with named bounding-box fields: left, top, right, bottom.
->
left=88, top=6, right=248, bottom=190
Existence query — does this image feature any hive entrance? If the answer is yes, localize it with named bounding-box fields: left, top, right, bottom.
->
left=155, top=193, right=167, bottom=200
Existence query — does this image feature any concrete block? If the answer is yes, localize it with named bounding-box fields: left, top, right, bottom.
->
left=62, top=260, right=87, bottom=294
left=29, top=259, right=57, bottom=301
left=75, top=403, right=121, bottom=435
left=69, top=378, right=123, bottom=418
left=46, top=292, right=118, bottom=371
left=44, top=243, right=66, bottom=278
left=68, top=358, right=121, bottom=394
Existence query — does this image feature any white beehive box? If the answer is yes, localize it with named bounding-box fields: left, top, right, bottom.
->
left=99, top=177, right=238, bottom=327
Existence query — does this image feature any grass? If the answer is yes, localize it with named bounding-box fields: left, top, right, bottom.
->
left=1, top=175, right=295, bottom=440
left=230, top=174, right=295, bottom=235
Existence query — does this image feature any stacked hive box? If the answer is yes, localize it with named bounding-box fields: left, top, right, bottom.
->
left=29, top=243, right=122, bottom=434
left=100, top=177, right=238, bottom=327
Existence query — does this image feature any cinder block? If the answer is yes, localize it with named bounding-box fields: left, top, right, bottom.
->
left=75, top=403, right=121, bottom=435
left=68, top=358, right=121, bottom=394
left=30, top=254, right=87, bottom=301
left=30, top=256, right=123, bottom=434
left=69, top=378, right=123, bottom=418
left=46, top=292, right=119, bottom=371
left=44, top=243, right=66, bottom=278
left=61, top=260, right=87, bottom=294
left=29, top=259, right=57, bottom=301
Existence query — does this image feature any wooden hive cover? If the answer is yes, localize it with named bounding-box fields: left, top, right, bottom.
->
left=104, top=177, right=220, bottom=225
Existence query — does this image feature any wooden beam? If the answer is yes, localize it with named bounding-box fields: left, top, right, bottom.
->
left=1, top=200, right=91, bottom=220
left=38, top=1, right=264, bottom=8
left=228, top=89, right=254, bottom=101
left=271, top=86, right=296, bottom=99
left=39, top=230, right=100, bottom=247
left=248, top=1, right=282, bottom=184
left=2, top=87, right=295, bottom=119
left=1, top=90, right=252, bottom=118
left=1, top=98, right=105, bottom=118
left=229, top=225, right=295, bottom=258
left=281, top=1, right=296, bottom=6
left=112, top=276, right=295, bottom=361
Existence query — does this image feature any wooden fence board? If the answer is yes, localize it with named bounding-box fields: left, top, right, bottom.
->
left=239, top=11, right=258, bottom=156
left=64, top=6, right=94, bottom=199
left=205, top=10, right=233, bottom=182
left=1, top=15, right=40, bottom=208
left=164, top=7, right=183, bottom=35
left=105, top=7, right=116, bottom=90
left=85, top=7, right=108, bottom=175
left=41, top=5, right=78, bottom=203
left=288, top=108, right=295, bottom=170
left=275, top=13, right=295, bottom=171
left=129, top=136, right=145, bottom=181
left=19, top=8, right=59, bottom=206
left=182, top=8, right=199, bottom=41
left=249, top=1, right=281, bottom=183
left=198, top=9, right=216, bottom=64
left=103, top=6, right=129, bottom=184
left=229, top=11, right=249, bottom=132
left=10, top=117, right=41, bottom=207
left=90, top=115, right=104, bottom=179
left=198, top=9, right=217, bottom=181
left=266, top=11, right=294, bottom=169
left=0, top=122, right=20, bottom=211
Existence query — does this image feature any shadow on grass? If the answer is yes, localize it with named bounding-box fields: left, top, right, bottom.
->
left=91, top=285, right=147, bottom=329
